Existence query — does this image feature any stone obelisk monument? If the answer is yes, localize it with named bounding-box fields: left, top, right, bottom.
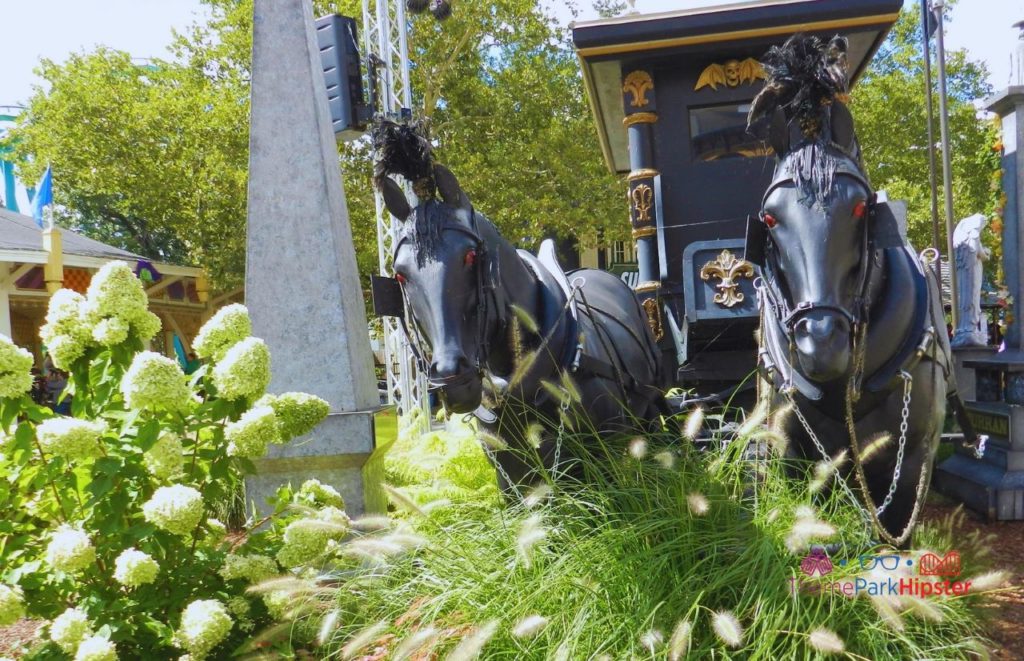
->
left=244, top=0, right=379, bottom=515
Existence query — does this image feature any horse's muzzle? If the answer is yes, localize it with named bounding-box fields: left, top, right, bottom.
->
left=793, top=310, right=851, bottom=383
left=430, top=363, right=483, bottom=414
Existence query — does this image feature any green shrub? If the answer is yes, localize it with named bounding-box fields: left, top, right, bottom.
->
left=0, top=262, right=340, bottom=659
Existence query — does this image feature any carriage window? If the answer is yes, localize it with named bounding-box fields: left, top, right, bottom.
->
left=611, top=240, right=633, bottom=265
left=689, top=103, right=771, bottom=161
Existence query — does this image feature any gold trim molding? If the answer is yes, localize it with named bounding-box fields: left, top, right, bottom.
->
left=577, top=14, right=900, bottom=57
left=700, top=249, right=754, bottom=308
left=627, top=168, right=659, bottom=181
left=634, top=280, right=660, bottom=294
left=632, top=227, right=657, bottom=239
left=623, top=112, right=658, bottom=127
left=642, top=298, right=664, bottom=341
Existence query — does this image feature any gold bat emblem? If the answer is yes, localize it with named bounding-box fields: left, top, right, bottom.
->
left=695, top=58, right=766, bottom=91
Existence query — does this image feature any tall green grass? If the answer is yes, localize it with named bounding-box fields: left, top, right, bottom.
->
left=263, top=407, right=1006, bottom=660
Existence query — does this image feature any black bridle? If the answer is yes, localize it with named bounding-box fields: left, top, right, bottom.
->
left=756, top=165, right=878, bottom=336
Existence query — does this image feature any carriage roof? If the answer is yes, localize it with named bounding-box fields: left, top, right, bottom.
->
left=572, top=0, right=902, bottom=174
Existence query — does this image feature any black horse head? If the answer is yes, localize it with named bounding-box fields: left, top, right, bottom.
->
left=748, top=34, right=874, bottom=384
left=373, top=120, right=496, bottom=413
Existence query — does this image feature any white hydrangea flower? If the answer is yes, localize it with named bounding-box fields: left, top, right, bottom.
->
left=276, top=508, right=351, bottom=568
left=0, top=335, right=33, bottom=399
left=40, top=290, right=91, bottom=369
left=82, top=261, right=148, bottom=324
left=226, top=596, right=250, bottom=618
left=193, top=304, right=251, bottom=361
left=262, top=591, right=294, bottom=621
left=113, top=548, right=159, bottom=587
left=132, top=310, right=163, bottom=342
left=50, top=606, right=93, bottom=653
left=176, top=599, right=232, bottom=658
left=296, top=478, right=345, bottom=509
left=143, top=433, right=184, bottom=480
left=121, top=351, right=192, bottom=412
left=264, top=392, right=330, bottom=441
left=224, top=405, right=279, bottom=458
left=0, top=584, right=25, bottom=626
left=36, top=417, right=107, bottom=462
left=211, top=337, right=271, bottom=401
left=46, top=525, right=96, bottom=573
left=219, top=554, right=278, bottom=584
left=142, top=485, right=205, bottom=536
left=74, top=633, right=117, bottom=661
left=91, top=316, right=130, bottom=346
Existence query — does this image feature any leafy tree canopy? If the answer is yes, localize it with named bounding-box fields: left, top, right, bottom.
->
left=850, top=3, right=1000, bottom=270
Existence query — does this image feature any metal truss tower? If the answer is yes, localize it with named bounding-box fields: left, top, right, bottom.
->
left=362, top=0, right=430, bottom=430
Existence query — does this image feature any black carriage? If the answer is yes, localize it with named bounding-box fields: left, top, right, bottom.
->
left=572, top=0, right=902, bottom=399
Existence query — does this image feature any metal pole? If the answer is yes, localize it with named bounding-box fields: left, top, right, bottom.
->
left=921, top=0, right=941, bottom=255
left=933, top=0, right=959, bottom=329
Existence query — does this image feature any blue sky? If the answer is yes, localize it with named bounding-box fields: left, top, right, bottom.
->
left=1, top=0, right=1019, bottom=109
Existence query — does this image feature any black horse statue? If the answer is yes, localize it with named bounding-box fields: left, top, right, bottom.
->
left=370, top=121, right=665, bottom=490
left=745, top=34, right=978, bottom=547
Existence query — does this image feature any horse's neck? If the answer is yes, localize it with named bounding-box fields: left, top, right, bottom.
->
left=862, top=248, right=920, bottom=380
left=477, top=217, right=544, bottom=375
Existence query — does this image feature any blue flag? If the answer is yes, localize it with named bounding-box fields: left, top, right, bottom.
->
left=30, top=165, right=52, bottom=228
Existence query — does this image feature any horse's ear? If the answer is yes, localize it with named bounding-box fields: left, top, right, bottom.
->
left=434, top=164, right=470, bottom=210
left=830, top=101, right=856, bottom=152
left=379, top=176, right=411, bottom=220
left=768, top=107, right=789, bottom=158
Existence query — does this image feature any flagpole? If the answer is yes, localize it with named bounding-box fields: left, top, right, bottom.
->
left=933, top=0, right=959, bottom=330
left=921, top=0, right=941, bottom=256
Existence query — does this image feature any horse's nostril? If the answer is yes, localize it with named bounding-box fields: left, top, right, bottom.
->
left=431, top=352, right=472, bottom=379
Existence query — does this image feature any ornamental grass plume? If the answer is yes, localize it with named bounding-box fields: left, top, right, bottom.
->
left=687, top=492, right=710, bottom=516
left=517, top=513, right=548, bottom=568
left=785, top=513, right=836, bottom=553
left=392, top=626, right=439, bottom=661
left=340, top=620, right=389, bottom=660
left=512, top=614, right=548, bottom=638
left=225, top=405, right=280, bottom=458
left=113, top=548, right=159, bottom=587
left=965, top=569, right=1011, bottom=592
left=176, top=599, right=233, bottom=659
left=36, top=417, right=107, bottom=462
left=668, top=619, right=692, bottom=661
left=0, top=334, right=33, bottom=399
left=0, top=584, right=25, bottom=626
left=628, top=437, right=648, bottom=459
left=121, top=351, right=192, bottom=412
left=50, top=606, right=92, bottom=653
left=143, top=433, right=184, bottom=479
left=446, top=620, right=499, bottom=661
left=808, top=627, right=845, bottom=654
left=193, top=304, right=252, bottom=361
left=220, top=554, right=279, bottom=584
left=211, top=337, right=271, bottom=401
left=46, top=525, right=95, bottom=573
left=711, top=610, right=743, bottom=648
left=142, top=485, right=205, bottom=536
left=73, top=634, right=117, bottom=661
left=640, top=629, right=664, bottom=653
left=809, top=449, right=848, bottom=493
left=683, top=406, right=704, bottom=440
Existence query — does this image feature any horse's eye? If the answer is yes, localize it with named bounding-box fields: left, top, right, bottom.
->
left=763, top=212, right=778, bottom=229
left=395, top=272, right=406, bottom=285
left=853, top=200, right=867, bottom=220
left=464, top=249, right=477, bottom=267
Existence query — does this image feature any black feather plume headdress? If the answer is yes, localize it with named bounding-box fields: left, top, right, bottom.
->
left=371, top=119, right=437, bottom=201
left=747, top=33, right=849, bottom=140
